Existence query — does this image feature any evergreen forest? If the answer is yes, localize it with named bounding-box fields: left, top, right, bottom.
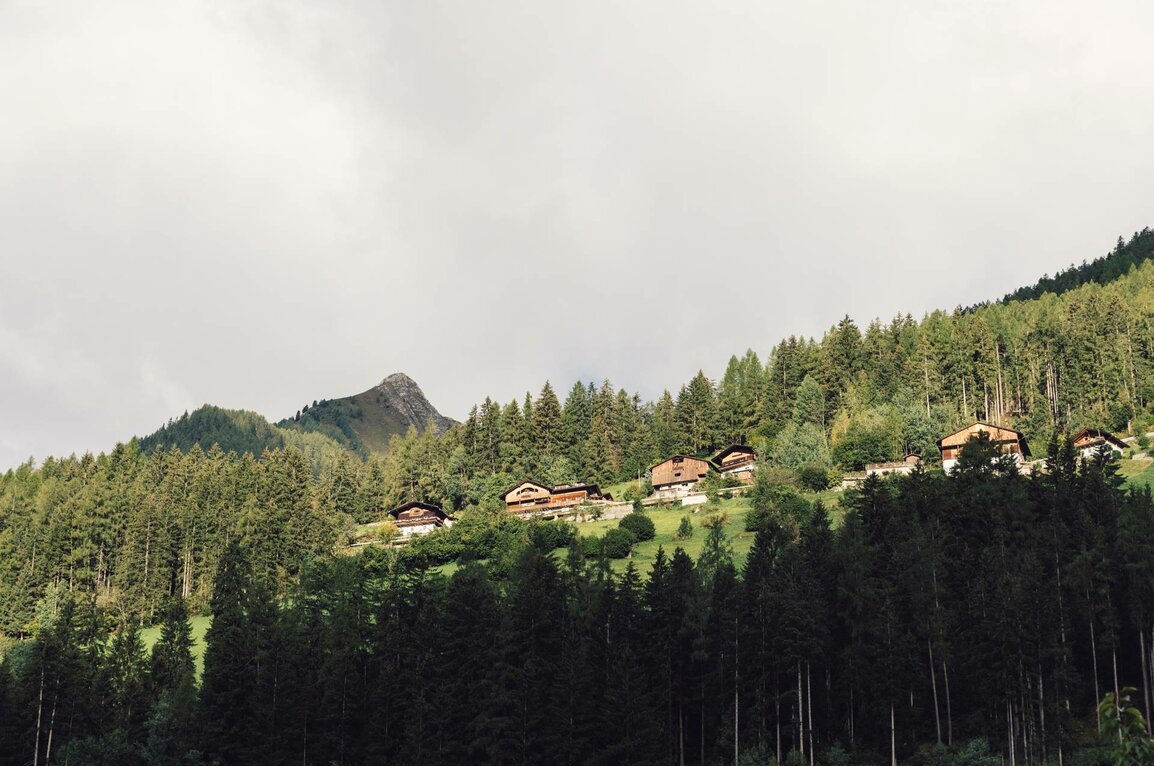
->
left=2, top=444, right=1153, bottom=764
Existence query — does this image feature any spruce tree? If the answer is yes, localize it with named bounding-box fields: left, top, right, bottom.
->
left=198, top=541, right=256, bottom=763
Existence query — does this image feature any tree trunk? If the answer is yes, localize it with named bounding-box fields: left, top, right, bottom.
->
left=942, top=660, right=953, bottom=746
left=1090, top=613, right=1101, bottom=734
left=44, top=684, right=59, bottom=766
left=890, top=704, right=897, bottom=766
left=928, top=638, right=942, bottom=744
left=776, top=683, right=782, bottom=766
left=797, top=662, right=805, bottom=760
left=33, top=667, right=44, bottom=766
left=678, top=700, right=685, bottom=766
left=807, top=662, right=814, bottom=766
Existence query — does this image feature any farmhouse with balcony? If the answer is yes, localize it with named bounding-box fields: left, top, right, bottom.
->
left=712, top=445, right=757, bottom=484
left=1071, top=428, right=1129, bottom=459
left=649, top=455, right=716, bottom=498
left=387, top=501, right=455, bottom=538
left=503, top=480, right=609, bottom=516
left=938, top=423, right=1031, bottom=473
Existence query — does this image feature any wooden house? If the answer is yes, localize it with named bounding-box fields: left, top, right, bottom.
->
left=865, top=454, right=922, bottom=478
left=1072, top=428, right=1128, bottom=459
left=712, top=445, right=757, bottom=484
left=387, top=501, right=455, bottom=538
left=504, top=480, right=607, bottom=515
left=649, top=455, right=716, bottom=498
left=938, top=423, right=1031, bottom=473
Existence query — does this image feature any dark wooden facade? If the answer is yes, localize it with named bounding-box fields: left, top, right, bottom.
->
left=1072, top=428, right=1128, bottom=455
left=503, top=480, right=606, bottom=513
left=938, top=422, right=1031, bottom=469
left=649, top=455, right=715, bottom=493
left=387, top=501, right=454, bottom=533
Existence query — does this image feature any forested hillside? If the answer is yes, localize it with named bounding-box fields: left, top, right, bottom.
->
left=1002, top=227, right=1154, bottom=304
left=140, top=406, right=288, bottom=455
left=6, top=237, right=1154, bottom=634
left=3, top=447, right=1152, bottom=764
left=374, top=254, right=1154, bottom=509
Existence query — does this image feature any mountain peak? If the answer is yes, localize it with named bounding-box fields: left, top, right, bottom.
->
left=373, top=373, right=455, bottom=435
left=379, top=372, right=416, bottom=388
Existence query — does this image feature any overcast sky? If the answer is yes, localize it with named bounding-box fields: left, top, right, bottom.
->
left=1, top=0, right=1152, bottom=468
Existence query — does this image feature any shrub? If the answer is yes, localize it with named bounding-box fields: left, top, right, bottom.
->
left=675, top=515, right=694, bottom=540
left=623, top=479, right=652, bottom=501
left=600, top=527, right=637, bottom=559
left=797, top=463, right=832, bottom=492
left=373, top=521, right=399, bottom=545
left=527, top=520, right=577, bottom=551
left=619, top=512, right=656, bottom=541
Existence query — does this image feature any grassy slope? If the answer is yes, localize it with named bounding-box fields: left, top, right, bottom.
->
left=140, top=615, right=212, bottom=680
left=1120, top=458, right=1154, bottom=489
left=580, top=495, right=758, bottom=574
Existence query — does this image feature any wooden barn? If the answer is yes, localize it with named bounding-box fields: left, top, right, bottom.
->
left=712, top=445, right=757, bottom=484
left=938, top=423, right=1031, bottom=473
left=503, top=480, right=607, bottom=515
left=387, top=501, right=455, bottom=538
left=1072, top=428, right=1129, bottom=458
left=649, top=455, right=716, bottom=498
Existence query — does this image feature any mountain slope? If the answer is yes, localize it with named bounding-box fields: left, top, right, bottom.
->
left=1002, top=227, right=1154, bottom=303
left=139, top=373, right=455, bottom=460
left=277, top=373, right=457, bottom=456
left=139, top=405, right=287, bottom=455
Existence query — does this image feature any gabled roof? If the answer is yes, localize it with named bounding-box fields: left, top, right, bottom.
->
left=502, top=479, right=552, bottom=498
left=647, top=454, right=718, bottom=473
left=388, top=501, right=454, bottom=521
left=937, top=422, right=1030, bottom=454
left=713, top=444, right=756, bottom=463
left=502, top=479, right=606, bottom=501
left=551, top=482, right=602, bottom=497
left=1072, top=428, right=1129, bottom=451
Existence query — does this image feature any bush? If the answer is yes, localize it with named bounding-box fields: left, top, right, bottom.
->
left=675, top=515, right=694, bottom=540
left=619, top=512, right=656, bottom=541
left=797, top=463, right=832, bottom=491
left=747, top=479, right=812, bottom=532
left=600, top=527, right=637, bottom=558
left=527, top=520, right=577, bottom=551
left=623, top=479, right=652, bottom=501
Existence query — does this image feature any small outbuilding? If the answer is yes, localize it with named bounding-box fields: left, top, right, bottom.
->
left=865, top=453, right=922, bottom=478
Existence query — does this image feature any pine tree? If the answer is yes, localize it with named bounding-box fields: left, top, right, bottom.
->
left=534, top=381, right=564, bottom=464
left=198, top=541, right=256, bottom=763
left=145, top=597, right=196, bottom=764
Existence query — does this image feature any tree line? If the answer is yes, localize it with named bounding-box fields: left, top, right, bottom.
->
left=2, top=441, right=1153, bottom=764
